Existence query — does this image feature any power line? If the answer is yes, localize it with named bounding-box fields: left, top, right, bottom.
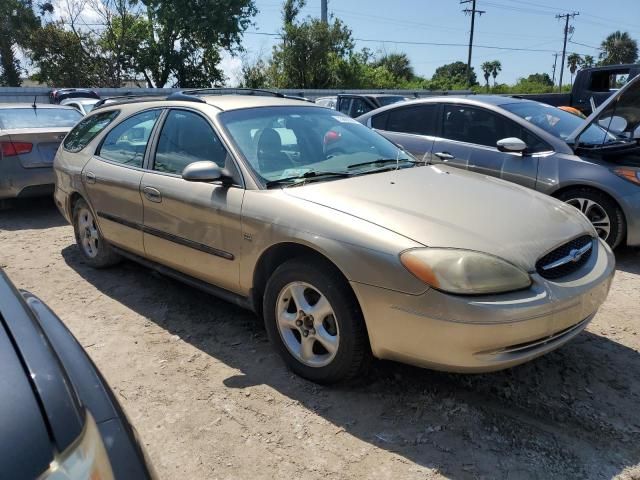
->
left=556, top=11, right=579, bottom=92
left=461, top=0, right=486, bottom=87
left=245, top=31, right=563, bottom=52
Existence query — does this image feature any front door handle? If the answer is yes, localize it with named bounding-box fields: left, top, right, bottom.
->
left=84, top=171, right=96, bottom=184
left=143, top=186, right=162, bottom=203
left=434, top=152, right=454, bottom=161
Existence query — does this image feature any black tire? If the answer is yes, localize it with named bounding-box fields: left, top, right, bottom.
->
left=556, top=187, right=626, bottom=249
left=72, top=198, right=121, bottom=268
left=263, top=258, right=371, bottom=384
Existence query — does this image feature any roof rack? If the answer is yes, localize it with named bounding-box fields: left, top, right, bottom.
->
left=92, top=94, right=165, bottom=110
left=178, top=88, right=285, bottom=98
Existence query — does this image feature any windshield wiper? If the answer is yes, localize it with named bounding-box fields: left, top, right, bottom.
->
left=265, top=170, right=352, bottom=188
left=347, top=158, right=416, bottom=169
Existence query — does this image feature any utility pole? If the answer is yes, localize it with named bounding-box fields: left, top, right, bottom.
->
left=556, top=12, right=579, bottom=92
left=321, top=0, right=327, bottom=24
left=461, top=0, right=486, bottom=87
left=551, top=53, right=559, bottom=86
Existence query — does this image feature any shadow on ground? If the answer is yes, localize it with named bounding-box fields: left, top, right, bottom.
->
left=0, top=198, right=65, bottom=231
left=61, top=243, right=640, bottom=480
left=615, top=246, right=640, bottom=275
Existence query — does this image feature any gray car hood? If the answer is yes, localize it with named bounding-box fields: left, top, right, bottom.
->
left=284, top=165, right=593, bottom=271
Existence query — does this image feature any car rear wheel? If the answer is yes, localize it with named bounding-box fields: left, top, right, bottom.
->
left=73, top=198, right=121, bottom=268
left=557, top=188, right=625, bottom=249
left=263, top=258, right=371, bottom=384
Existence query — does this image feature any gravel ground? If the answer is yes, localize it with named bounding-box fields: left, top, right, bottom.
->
left=1, top=198, right=640, bottom=480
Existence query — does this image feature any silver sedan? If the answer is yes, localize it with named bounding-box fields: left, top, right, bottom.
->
left=53, top=93, right=615, bottom=383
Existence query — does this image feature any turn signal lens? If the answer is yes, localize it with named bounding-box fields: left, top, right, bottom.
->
left=613, top=167, right=640, bottom=186
left=400, top=248, right=531, bottom=295
left=1, top=141, right=33, bottom=157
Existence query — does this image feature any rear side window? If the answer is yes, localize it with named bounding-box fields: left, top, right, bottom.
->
left=338, top=98, right=352, bottom=115
left=351, top=98, right=372, bottom=117
left=387, top=105, right=438, bottom=136
left=63, top=110, right=119, bottom=152
left=98, top=110, right=161, bottom=168
left=371, top=112, right=389, bottom=129
left=0, top=108, right=81, bottom=129
left=153, top=110, right=228, bottom=174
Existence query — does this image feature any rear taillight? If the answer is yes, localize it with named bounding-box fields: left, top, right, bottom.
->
left=0, top=141, right=33, bottom=157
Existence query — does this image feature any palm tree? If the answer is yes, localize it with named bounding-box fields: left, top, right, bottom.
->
left=581, top=55, right=595, bottom=68
left=491, top=60, right=502, bottom=87
left=599, top=31, right=639, bottom=65
left=481, top=61, right=493, bottom=91
left=567, top=53, right=581, bottom=85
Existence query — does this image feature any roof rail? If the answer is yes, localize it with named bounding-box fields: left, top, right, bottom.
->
left=92, top=94, right=164, bottom=110
left=178, top=88, right=285, bottom=98
left=165, top=92, right=207, bottom=103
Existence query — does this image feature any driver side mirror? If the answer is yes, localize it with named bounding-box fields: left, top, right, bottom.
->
left=497, top=137, right=527, bottom=154
left=182, top=161, right=232, bottom=185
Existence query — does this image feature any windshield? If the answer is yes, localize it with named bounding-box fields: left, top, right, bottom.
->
left=220, top=106, right=412, bottom=186
left=377, top=96, right=407, bottom=107
left=502, top=102, right=617, bottom=146
left=0, top=108, right=82, bottom=129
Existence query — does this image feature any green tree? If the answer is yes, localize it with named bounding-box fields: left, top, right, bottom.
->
left=490, top=60, right=502, bottom=86
left=581, top=54, right=595, bottom=68
left=481, top=61, right=492, bottom=91
left=0, top=0, right=51, bottom=86
left=239, top=55, right=270, bottom=88
left=599, top=31, right=638, bottom=65
left=431, top=61, right=477, bottom=89
left=567, top=52, right=581, bottom=84
left=372, top=53, right=414, bottom=82
left=510, top=73, right=554, bottom=93
left=28, top=22, right=108, bottom=86
left=269, top=0, right=354, bottom=88
left=90, top=0, right=148, bottom=86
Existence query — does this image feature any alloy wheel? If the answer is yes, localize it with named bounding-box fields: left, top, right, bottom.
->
left=77, top=207, right=100, bottom=258
left=565, top=197, right=611, bottom=241
left=275, top=281, right=340, bottom=368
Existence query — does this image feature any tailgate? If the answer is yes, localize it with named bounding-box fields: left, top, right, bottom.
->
left=4, top=128, right=69, bottom=168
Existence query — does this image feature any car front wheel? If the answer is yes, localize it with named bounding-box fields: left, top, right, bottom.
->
left=263, top=258, right=370, bottom=384
left=557, top=188, right=625, bottom=249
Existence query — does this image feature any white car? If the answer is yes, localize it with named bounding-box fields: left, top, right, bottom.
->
left=60, top=98, right=101, bottom=116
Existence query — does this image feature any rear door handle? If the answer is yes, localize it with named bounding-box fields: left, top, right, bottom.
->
left=434, top=152, right=454, bottom=161
left=84, top=171, right=96, bottom=184
left=143, top=186, right=162, bottom=203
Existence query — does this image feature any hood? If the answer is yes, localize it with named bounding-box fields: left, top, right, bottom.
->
left=284, top=166, right=593, bottom=271
left=568, top=74, right=640, bottom=146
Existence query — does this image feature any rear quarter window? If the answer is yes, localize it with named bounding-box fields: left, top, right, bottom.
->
left=63, top=110, right=120, bottom=153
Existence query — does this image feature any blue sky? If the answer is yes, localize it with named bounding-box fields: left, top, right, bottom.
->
left=225, top=0, right=640, bottom=85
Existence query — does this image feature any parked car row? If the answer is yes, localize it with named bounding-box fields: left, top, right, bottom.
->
left=4, top=81, right=634, bottom=476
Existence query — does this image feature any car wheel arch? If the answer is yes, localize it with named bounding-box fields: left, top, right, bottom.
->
left=551, top=184, right=627, bottom=247
left=251, top=242, right=357, bottom=318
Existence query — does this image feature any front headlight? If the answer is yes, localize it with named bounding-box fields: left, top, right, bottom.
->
left=400, top=248, right=531, bottom=295
left=613, top=167, right=640, bottom=186
left=40, top=411, right=114, bottom=480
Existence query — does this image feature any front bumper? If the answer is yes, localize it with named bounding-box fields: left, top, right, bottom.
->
left=0, top=157, right=54, bottom=200
left=353, top=238, right=615, bottom=372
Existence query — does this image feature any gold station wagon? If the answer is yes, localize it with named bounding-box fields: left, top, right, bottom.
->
left=53, top=90, right=615, bottom=383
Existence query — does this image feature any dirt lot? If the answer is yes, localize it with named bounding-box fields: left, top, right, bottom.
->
left=1, top=198, right=640, bottom=480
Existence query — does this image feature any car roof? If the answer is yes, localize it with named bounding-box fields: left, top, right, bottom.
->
left=93, top=94, right=323, bottom=113
left=357, top=94, right=539, bottom=118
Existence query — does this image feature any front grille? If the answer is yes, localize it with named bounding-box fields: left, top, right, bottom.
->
left=535, top=235, right=594, bottom=280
